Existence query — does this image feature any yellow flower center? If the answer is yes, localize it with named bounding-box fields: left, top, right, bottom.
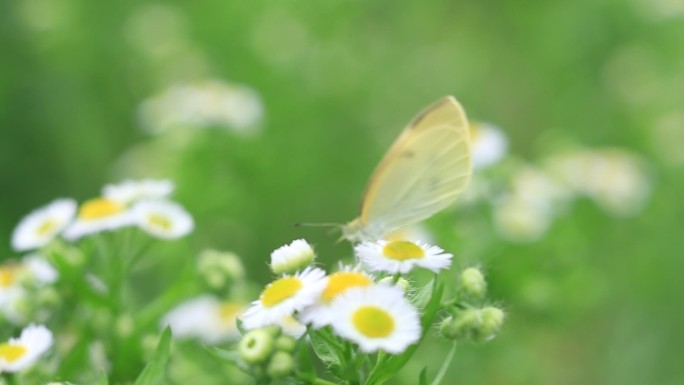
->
left=36, top=219, right=58, bottom=236
left=0, top=267, right=16, bottom=288
left=78, top=198, right=123, bottom=220
left=321, top=272, right=372, bottom=304
left=147, top=213, right=172, bottom=230
left=382, top=241, right=425, bottom=261
left=0, top=343, right=28, bottom=363
left=260, top=277, right=302, bottom=308
left=218, top=303, right=243, bottom=323
left=352, top=306, right=394, bottom=338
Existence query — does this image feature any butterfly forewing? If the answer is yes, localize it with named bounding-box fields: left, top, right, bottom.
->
left=355, top=96, right=472, bottom=239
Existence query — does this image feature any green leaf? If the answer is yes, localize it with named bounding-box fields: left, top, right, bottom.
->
left=419, top=367, right=428, bottom=385
left=365, top=279, right=444, bottom=385
left=98, top=369, right=109, bottom=385
left=309, top=330, right=341, bottom=367
left=133, top=327, right=172, bottom=385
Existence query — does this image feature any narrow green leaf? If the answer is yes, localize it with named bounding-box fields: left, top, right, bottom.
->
left=133, top=327, right=172, bottom=385
left=419, top=367, right=428, bottom=385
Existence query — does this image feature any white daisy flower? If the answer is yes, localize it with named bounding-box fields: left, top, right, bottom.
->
left=11, top=199, right=77, bottom=252
left=241, top=267, right=326, bottom=330
left=63, top=198, right=136, bottom=241
left=299, top=268, right=374, bottom=329
left=270, top=239, right=316, bottom=275
left=470, top=122, right=508, bottom=170
left=103, top=179, right=175, bottom=205
left=0, top=263, right=28, bottom=324
left=0, top=324, right=53, bottom=373
left=22, top=255, right=58, bottom=286
left=162, top=295, right=245, bottom=344
left=278, top=315, right=307, bottom=339
left=132, top=199, right=194, bottom=239
left=355, top=240, right=452, bottom=274
left=330, top=284, right=420, bottom=354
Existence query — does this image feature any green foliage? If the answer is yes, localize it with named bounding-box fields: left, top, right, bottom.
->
left=133, top=328, right=172, bottom=385
left=1, top=0, right=683, bottom=384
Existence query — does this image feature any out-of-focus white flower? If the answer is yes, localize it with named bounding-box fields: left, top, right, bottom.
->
left=0, top=263, right=25, bottom=320
left=546, top=148, right=650, bottom=217
left=354, top=240, right=452, bottom=274
left=510, top=165, right=571, bottom=213
left=493, top=194, right=552, bottom=243
left=470, top=122, right=508, bottom=170
left=162, top=295, right=245, bottom=344
left=138, top=80, right=264, bottom=136
left=11, top=199, right=76, bottom=252
left=63, top=198, right=136, bottom=241
left=241, top=267, right=326, bottom=330
left=1, top=257, right=58, bottom=324
left=330, top=284, right=420, bottom=354
left=21, top=255, right=58, bottom=286
left=132, top=199, right=194, bottom=239
left=103, top=179, right=174, bottom=205
left=0, top=324, right=53, bottom=373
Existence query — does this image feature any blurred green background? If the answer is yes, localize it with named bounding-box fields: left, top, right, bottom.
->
left=2, top=0, right=684, bottom=384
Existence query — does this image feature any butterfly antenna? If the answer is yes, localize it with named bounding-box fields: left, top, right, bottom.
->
left=293, top=222, right=342, bottom=228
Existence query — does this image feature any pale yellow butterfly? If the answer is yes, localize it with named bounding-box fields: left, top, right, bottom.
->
left=342, top=96, right=472, bottom=242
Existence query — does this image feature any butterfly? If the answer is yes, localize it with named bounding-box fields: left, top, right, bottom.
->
left=341, top=96, right=472, bottom=242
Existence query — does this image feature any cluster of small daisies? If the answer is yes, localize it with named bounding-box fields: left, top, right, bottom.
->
left=460, top=124, right=651, bottom=243
left=228, top=237, right=504, bottom=383
left=490, top=148, right=650, bottom=242
left=2, top=179, right=194, bottom=376
left=240, top=238, right=453, bottom=355
left=11, top=179, right=194, bottom=250
left=138, top=79, right=264, bottom=136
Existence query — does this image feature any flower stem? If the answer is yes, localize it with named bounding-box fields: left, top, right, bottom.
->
left=429, top=342, right=457, bottom=385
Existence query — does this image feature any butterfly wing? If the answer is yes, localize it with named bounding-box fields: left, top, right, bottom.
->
left=346, top=96, right=472, bottom=241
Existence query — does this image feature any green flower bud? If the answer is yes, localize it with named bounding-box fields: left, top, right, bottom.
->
left=460, top=267, right=486, bottom=298
left=197, top=250, right=245, bottom=290
left=267, top=351, right=294, bottom=379
left=116, top=313, right=135, bottom=337
left=239, top=329, right=275, bottom=364
left=440, top=309, right=481, bottom=340
left=262, top=325, right=282, bottom=338
left=474, top=306, right=505, bottom=343
left=378, top=276, right=411, bottom=291
left=274, top=335, right=297, bottom=353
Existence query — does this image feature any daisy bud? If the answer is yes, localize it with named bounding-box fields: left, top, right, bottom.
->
left=267, top=351, right=294, bottom=379
left=460, top=267, right=486, bottom=298
left=270, top=239, right=316, bottom=275
left=474, top=306, right=505, bottom=343
left=440, top=309, right=481, bottom=340
left=239, top=329, right=275, bottom=364
left=378, top=276, right=410, bottom=292
left=197, top=250, right=245, bottom=289
left=274, top=335, right=297, bottom=353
